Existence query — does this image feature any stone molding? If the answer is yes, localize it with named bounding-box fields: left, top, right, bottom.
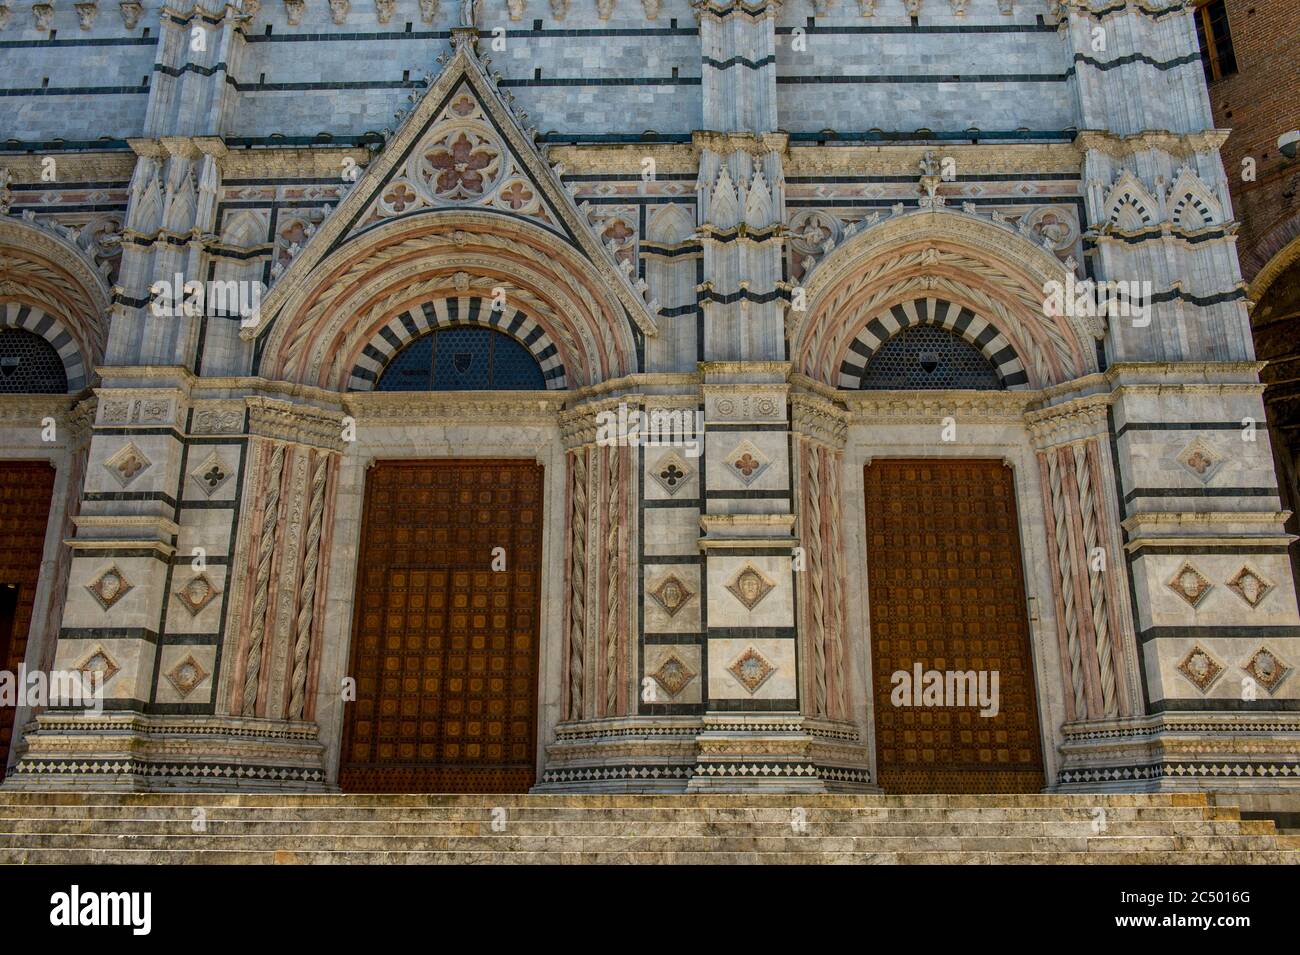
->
left=246, top=397, right=345, bottom=451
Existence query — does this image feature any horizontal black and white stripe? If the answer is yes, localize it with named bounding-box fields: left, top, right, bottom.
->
left=837, top=297, right=1028, bottom=390
left=1, top=302, right=88, bottom=392
left=347, top=295, right=567, bottom=392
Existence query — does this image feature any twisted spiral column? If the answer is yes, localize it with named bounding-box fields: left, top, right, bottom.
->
left=1046, top=449, right=1088, bottom=721
left=289, top=452, right=329, bottom=721
left=241, top=441, right=285, bottom=717
left=1073, top=442, right=1118, bottom=718
left=826, top=455, right=847, bottom=719
left=804, top=444, right=827, bottom=717
left=567, top=449, right=588, bottom=720
left=604, top=445, right=621, bottom=717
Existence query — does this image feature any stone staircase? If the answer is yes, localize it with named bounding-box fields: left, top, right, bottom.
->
left=0, top=791, right=1296, bottom=863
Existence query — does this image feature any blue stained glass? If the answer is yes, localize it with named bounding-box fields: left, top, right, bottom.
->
left=375, top=334, right=432, bottom=391
left=860, top=324, right=1002, bottom=391
left=374, top=318, right=546, bottom=392
left=490, top=333, right=546, bottom=391
left=432, top=326, right=492, bottom=389
left=0, top=328, right=68, bottom=394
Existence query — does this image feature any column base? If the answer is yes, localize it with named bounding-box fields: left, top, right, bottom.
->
left=3, top=711, right=332, bottom=792
left=1053, top=712, right=1300, bottom=797
left=535, top=713, right=874, bottom=793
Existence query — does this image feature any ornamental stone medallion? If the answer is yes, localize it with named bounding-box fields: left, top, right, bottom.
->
left=86, top=565, right=132, bottom=610
left=650, top=653, right=695, bottom=699
left=1226, top=565, right=1273, bottom=609
left=727, top=646, right=776, bottom=694
left=1177, top=645, right=1224, bottom=692
left=77, top=645, right=120, bottom=690
left=1167, top=562, right=1212, bottom=608
left=723, top=439, right=771, bottom=487
left=1176, top=438, right=1224, bottom=484
left=189, top=451, right=233, bottom=498
left=726, top=564, right=775, bottom=611
left=649, top=450, right=692, bottom=496
left=174, top=573, right=221, bottom=616
left=104, top=442, right=152, bottom=488
left=1242, top=646, right=1290, bottom=694
left=648, top=573, right=693, bottom=618
left=166, top=654, right=210, bottom=699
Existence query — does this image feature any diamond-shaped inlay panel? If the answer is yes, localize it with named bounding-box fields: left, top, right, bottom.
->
left=1226, top=565, right=1273, bottom=609
left=77, top=645, right=120, bottom=692
left=1242, top=646, right=1290, bottom=694
left=649, top=451, right=692, bottom=496
left=723, top=439, right=771, bottom=486
left=727, top=646, right=776, bottom=694
left=1177, top=645, right=1224, bottom=692
left=650, top=653, right=695, bottom=699
left=190, top=451, right=234, bottom=498
left=166, top=653, right=209, bottom=699
left=1176, top=438, right=1223, bottom=484
left=86, top=565, right=133, bottom=610
left=648, top=573, right=694, bottom=618
left=726, top=564, right=775, bottom=611
left=104, top=442, right=152, bottom=488
left=174, top=573, right=221, bottom=616
left=1167, top=562, right=1211, bottom=608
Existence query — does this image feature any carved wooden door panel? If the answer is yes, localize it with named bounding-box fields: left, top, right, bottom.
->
left=339, top=460, right=543, bottom=793
left=865, top=459, right=1045, bottom=794
left=0, top=462, right=56, bottom=783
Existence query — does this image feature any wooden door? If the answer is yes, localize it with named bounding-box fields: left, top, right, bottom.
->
left=339, top=460, right=544, bottom=793
left=0, top=462, right=56, bottom=782
left=865, top=459, right=1044, bottom=793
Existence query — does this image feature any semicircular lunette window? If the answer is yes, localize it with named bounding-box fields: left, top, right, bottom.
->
left=375, top=326, right=546, bottom=391
left=859, top=324, right=1003, bottom=391
left=0, top=328, right=69, bottom=394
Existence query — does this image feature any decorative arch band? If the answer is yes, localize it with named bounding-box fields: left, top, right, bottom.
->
left=1, top=302, right=89, bottom=392
left=837, top=297, right=1029, bottom=391
left=347, top=295, right=568, bottom=391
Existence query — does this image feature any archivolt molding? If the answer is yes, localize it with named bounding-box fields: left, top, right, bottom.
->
left=1246, top=224, right=1300, bottom=302
left=793, top=210, right=1095, bottom=391
left=254, top=211, right=640, bottom=390
left=241, top=33, right=658, bottom=379
left=0, top=214, right=111, bottom=392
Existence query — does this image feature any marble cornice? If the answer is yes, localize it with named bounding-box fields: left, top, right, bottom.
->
left=346, top=391, right=565, bottom=425
left=1024, top=392, right=1112, bottom=449
left=692, top=131, right=789, bottom=159
left=790, top=391, right=849, bottom=451
left=219, top=146, right=374, bottom=180
left=1103, top=361, right=1267, bottom=388
left=1077, top=129, right=1231, bottom=159
left=786, top=142, right=1081, bottom=177
left=246, top=396, right=346, bottom=452
left=0, top=152, right=135, bottom=183
left=841, top=389, right=1033, bottom=423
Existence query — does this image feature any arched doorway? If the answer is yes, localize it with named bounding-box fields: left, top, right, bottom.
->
left=864, top=458, right=1045, bottom=794
left=337, top=328, right=548, bottom=793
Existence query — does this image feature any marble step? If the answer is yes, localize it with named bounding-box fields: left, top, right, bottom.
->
left=0, top=832, right=1288, bottom=853
left=0, top=818, right=1271, bottom=837
left=0, top=804, right=1241, bottom=822
left=0, top=792, right=1217, bottom=808
left=3, top=847, right=1296, bottom=865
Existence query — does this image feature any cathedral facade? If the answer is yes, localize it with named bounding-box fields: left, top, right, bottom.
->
left=1, top=0, right=1298, bottom=797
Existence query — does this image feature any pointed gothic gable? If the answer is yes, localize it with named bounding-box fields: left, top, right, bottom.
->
left=244, top=31, right=659, bottom=347
left=346, top=78, right=568, bottom=238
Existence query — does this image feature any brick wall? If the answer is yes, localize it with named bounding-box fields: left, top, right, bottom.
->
left=1205, top=0, right=1300, bottom=279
